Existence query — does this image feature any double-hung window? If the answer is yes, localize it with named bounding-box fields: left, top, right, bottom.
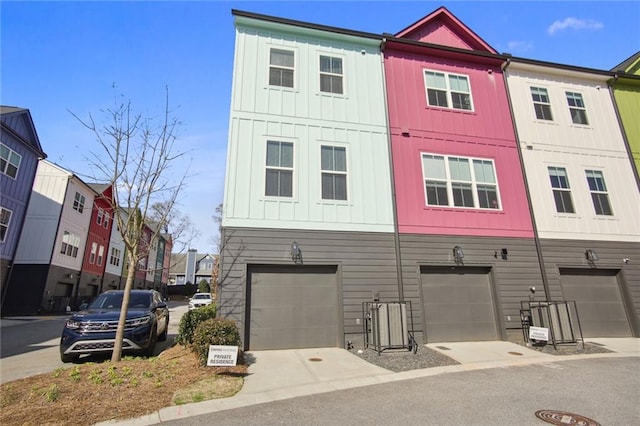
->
left=265, top=141, right=293, bottom=197
left=424, top=70, right=473, bottom=111
left=269, top=48, right=294, bottom=88
left=531, top=87, right=553, bottom=120
left=321, top=145, right=347, bottom=200
left=97, top=245, right=104, bottom=266
left=0, top=207, right=12, bottom=242
left=566, top=92, right=588, bottom=125
left=110, top=247, right=121, bottom=267
left=73, top=192, right=85, bottom=213
left=320, top=55, right=343, bottom=94
left=422, top=154, right=500, bottom=209
left=0, top=143, right=22, bottom=179
left=89, top=242, right=97, bottom=264
left=103, top=212, right=110, bottom=229
left=585, top=170, right=612, bottom=215
left=548, top=166, right=574, bottom=213
left=60, top=231, right=80, bottom=258
left=97, top=208, right=104, bottom=225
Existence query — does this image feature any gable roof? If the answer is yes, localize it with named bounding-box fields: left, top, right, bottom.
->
left=612, top=51, right=640, bottom=75
left=394, top=6, right=496, bottom=54
left=0, top=105, right=47, bottom=159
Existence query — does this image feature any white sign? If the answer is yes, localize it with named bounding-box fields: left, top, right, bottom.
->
left=529, top=326, right=549, bottom=341
left=207, top=345, right=239, bottom=366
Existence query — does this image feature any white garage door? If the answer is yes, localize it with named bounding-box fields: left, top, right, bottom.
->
left=421, top=266, right=498, bottom=342
left=560, top=268, right=631, bottom=337
left=247, top=265, right=339, bottom=350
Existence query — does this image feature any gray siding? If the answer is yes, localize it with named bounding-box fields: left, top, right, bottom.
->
left=219, top=227, right=398, bottom=347
left=539, top=238, right=640, bottom=336
left=398, top=234, right=543, bottom=340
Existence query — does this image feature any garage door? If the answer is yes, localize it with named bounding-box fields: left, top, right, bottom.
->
left=421, top=266, right=497, bottom=342
left=559, top=268, right=631, bottom=337
left=247, top=265, right=339, bottom=350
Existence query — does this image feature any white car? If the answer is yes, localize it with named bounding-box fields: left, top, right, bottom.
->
left=188, top=293, right=213, bottom=310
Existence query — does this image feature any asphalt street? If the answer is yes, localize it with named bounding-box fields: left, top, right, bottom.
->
left=164, top=357, right=639, bottom=426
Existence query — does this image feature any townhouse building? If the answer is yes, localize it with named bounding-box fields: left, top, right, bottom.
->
left=0, top=107, right=47, bottom=302
left=221, top=8, right=640, bottom=351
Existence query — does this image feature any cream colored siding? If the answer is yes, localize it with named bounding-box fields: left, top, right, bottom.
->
left=506, top=64, right=640, bottom=241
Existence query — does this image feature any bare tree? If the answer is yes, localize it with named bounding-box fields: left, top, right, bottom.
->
left=71, top=89, right=190, bottom=362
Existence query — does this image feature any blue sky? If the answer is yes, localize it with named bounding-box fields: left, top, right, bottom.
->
left=2, top=1, right=639, bottom=253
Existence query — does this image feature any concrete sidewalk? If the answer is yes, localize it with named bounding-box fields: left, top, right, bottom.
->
left=100, top=337, right=639, bottom=426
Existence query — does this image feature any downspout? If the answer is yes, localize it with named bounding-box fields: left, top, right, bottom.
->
left=607, top=76, right=640, bottom=192
left=501, top=59, right=551, bottom=302
left=380, top=38, right=404, bottom=302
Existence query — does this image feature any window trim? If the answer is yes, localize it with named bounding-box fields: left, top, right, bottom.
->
left=566, top=91, right=589, bottom=126
left=0, top=207, right=13, bottom=242
left=318, top=53, right=345, bottom=95
left=585, top=169, right=613, bottom=216
left=0, top=143, right=22, bottom=179
left=109, top=247, right=122, bottom=267
left=530, top=86, right=554, bottom=121
left=421, top=153, right=501, bottom=210
left=268, top=47, right=296, bottom=89
left=264, top=139, right=295, bottom=198
left=423, top=69, right=474, bottom=112
left=73, top=192, right=86, bottom=214
left=547, top=166, right=575, bottom=214
left=60, top=231, right=80, bottom=258
left=320, top=144, right=348, bottom=201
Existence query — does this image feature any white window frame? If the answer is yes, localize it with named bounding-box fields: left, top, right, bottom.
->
left=60, top=231, right=80, bottom=258
left=0, top=207, right=12, bottom=242
left=268, top=47, right=295, bottom=88
left=585, top=170, right=613, bottom=216
left=566, top=91, right=589, bottom=125
left=319, top=54, right=344, bottom=95
left=103, top=212, right=110, bottom=229
left=421, top=153, right=501, bottom=210
left=89, top=242, right=97, bottom=264
left=96, top=208, right=104, bottom=225
left=320, top=144, right=348, bottom=201
left=548, top=166, right=575, bottom=214
left=73, top=192, right=86, bottom=213
left=97, top=245, right=104, bottom=266
left=530, top=86, right=553, bottom=121
left=109, top=247, right=121, bottom=267
left=265, top=140, right=294, bottom=198
left=423, top=69, right=474, bottom=111
left=0, top=143, right=22, bottom=179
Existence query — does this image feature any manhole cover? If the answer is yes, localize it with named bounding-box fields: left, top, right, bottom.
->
left=308, top=358, right=323, bottom=362
left=435, top=346, right=451, bottom=350
left=508, top=351, right=523, bottom=356
left=535, top=410, right=601, bottom=425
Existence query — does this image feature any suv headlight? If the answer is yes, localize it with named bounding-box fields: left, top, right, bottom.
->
left=128, top=315, right=151, bottom=327
left=65, top=319, right=82, bottom=330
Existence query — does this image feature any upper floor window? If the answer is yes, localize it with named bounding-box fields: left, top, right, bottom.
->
left=0, top=207, right=12, bottom=242
left=548, top=166, right=574, bottom=213
left=424, top=70, right=473, bottom=111
left=73, top=192, right=86, bottom=213
left=109, top=247, right=121, bottom=267
left=585, top=170, right=612, bottom=215
left=531, top=87, right=553, bottom=120
left=319, top=55, right=343, bottom=94
left=422, top=154, right=500, bottom=209
left=265, top=140, right=293, bottom=197
left=97, top=245, right=104, bottom=266
left=96, top=208, right=104, bottom=225
left=321, top=145, right=347, bottom=200
left=566, top=92, right=588, bottom=125
left=103, top=212, right=110, bottom=229
left=60, top=231, right=80, bottom=258
left=0, top=143, right=22, bottom=179
left=269, top=48, right=294, bottom=88
left=89, top=242, right=97, bottom=264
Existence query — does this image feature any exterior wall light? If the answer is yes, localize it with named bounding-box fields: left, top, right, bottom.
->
left=291, top=241, right=302, bottom=264
left=585, top=249, right=599, bottom=262
left=453, top=245, right=464, bottom=263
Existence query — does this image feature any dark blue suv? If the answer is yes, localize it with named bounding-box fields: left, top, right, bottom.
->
left=59, top=289, right=169, bottom=363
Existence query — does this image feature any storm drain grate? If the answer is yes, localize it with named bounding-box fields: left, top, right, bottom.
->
left=535, top=410, right=601, bottom=425
left=308, top=358, right=323, bottom=362
left=508, top=351, right=523, bottom=356
left=435, top=346, right=451, bottom=351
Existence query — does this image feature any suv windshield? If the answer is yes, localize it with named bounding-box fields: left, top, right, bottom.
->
left=89, top=293, right=152, bottom=310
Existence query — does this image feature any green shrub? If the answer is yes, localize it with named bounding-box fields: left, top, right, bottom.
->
left=198, top=280, right=210, bottom=293
left=175, top=303, right=217, bottom=346
left=191, top=318, right=242, bottom=367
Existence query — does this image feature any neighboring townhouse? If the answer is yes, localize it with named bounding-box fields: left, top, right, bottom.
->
left=504, top=56, right=640, bottom=337
left=161, top=233, right=172, bottom=294
left=145, top=225, right=160, bottom=288
left=4, top=160, right=95, bottom=314
left=168, top=249, right=216, bottom=289
left=104, top=208, right=127, bottom=291
left=221, top=10, right=395, bottom=350
left=136, top=223, right=152, bottom=288
left=78, top=183, right=114, bottom=299
left=610, top=51, right=640, bottom=190
left=382, top=7, right=538, bottom=343
left=0, top=106, right=46, bottom=302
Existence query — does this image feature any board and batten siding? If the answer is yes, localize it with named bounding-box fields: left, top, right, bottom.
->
left=506, top=64, right=640, bottom=242
left=218, top=227, right=398, bottom=347
left=398, top=234, right=543, bottom=341
left=224, top=16, right=393, bottom=233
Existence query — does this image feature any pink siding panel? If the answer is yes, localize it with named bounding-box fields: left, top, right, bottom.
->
left=384, top=49, right=534, bottom=237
